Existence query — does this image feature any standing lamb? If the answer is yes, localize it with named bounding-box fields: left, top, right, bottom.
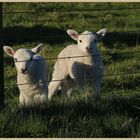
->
left=48, top=28, right=107, bottom=101
left=4, top=44, right=48, bottom=107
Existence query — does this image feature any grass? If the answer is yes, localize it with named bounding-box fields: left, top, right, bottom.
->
left=1, top=2, right=140, bottom=138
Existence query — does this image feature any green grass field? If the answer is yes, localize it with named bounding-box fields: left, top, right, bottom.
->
left=1, top=2, right=140, bottom=137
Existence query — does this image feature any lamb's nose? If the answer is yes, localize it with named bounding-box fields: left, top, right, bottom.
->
left=21, top=68, right=27, bottom=74
left=86, top=47, right=92, bottom=53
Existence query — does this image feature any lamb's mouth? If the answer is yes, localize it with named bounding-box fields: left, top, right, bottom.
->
left=21, top=71, right=27, bottom=75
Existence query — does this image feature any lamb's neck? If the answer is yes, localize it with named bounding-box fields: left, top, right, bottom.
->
left=92, top=46, right=100, bottom=56
left=91, top=46, right=103, bottom=66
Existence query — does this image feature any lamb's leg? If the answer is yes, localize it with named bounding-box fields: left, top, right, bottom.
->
left=82, top=85, right=89, bottom=102
left=48, top=80, right=61, bottom=101
left=48, top=67, right=67, bottom=101
left=95, top=84, right=101, bottom=96
left=61, top=85, right=72, bottom=100
left=62, top=88, right=72, bottom=104
left=19, top=94, right=32, bottom=107
left=66, top=88, right=72, bottom=98
left=19, top=94, right=25, bottom=107
left=82, top=72, right=90, bottom=101
left=94, top=77, right=103, bottom=102
left=61, top=78, right=74, bottom=98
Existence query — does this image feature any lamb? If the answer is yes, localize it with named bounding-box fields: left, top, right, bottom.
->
left=4, top=44, right=48, bottom=107
left=48, top=28, right=107, bottom=101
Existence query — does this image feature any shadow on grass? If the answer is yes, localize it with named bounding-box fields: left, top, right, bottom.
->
left=20, top=95, right=140, bottom=117
left=104, top=32, right=140, bottom=48
left=4, top=26, right=140, bottom=67
left=4, top=25, right=140, bottom=47
left=16, top=94, right=140, bottom=137
left=4, top=25, right=69, bottom=45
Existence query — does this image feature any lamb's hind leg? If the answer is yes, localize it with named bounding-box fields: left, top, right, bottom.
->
left=60, top=85, right=70, bottom=103
left=60, top=78, right=74, bottom=100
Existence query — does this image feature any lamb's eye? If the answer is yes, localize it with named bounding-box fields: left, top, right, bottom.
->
left=14, top=58, right=17, bottom=62
left=79, top=40, right=82, bottom=43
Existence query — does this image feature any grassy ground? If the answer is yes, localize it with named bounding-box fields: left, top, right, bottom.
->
left=1, top=3, right=140, bottom=137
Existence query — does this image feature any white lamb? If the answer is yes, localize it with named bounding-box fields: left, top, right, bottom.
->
left=48, top=28, right=107, bottom=101
left=4, top=44, right=48, bottom=107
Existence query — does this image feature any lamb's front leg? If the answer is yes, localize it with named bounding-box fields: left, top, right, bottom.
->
left=48, top=73, right=68, bottom=101
left=19, top=93, right=32, bottom=107
left=48, top=81, right=61, bottom=101
left=19, top=93, right=25, bottom=107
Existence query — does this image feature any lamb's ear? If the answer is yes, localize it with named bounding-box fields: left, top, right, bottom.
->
left=31, top=43, right=43, bottom=54
left=3, top=46, right=15, bottom=57
left=96, top=28, right=108, bottom=37
left=67, top=29, right=79, bottom=41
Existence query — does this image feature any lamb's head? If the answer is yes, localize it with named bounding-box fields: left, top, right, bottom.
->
left=67, top=28, right=107, bottom=54
left=3, top=44, right=43, bottom=74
